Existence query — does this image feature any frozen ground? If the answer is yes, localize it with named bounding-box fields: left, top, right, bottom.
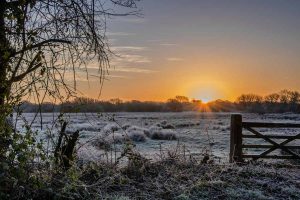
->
left=15, top=112, right=300, bottom=163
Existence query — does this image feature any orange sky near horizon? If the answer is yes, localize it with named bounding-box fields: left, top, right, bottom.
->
left=49, top=1, right=300, bottom=103
left=74, top=49, right=300, bottom=102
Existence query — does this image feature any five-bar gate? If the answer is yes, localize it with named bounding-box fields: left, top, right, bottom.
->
left=230, top=114, right=300, bottom=162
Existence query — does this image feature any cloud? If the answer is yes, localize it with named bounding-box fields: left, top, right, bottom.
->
left=109, top=45, right=150, bottom=64
left=113, top=18, right=146, bottom=23
left=97, top=74, right=128, bottom=79
left=108, top=38, right=118, bottom=44
left=106, top=32, right=136, bottom=36
left=85, top=63, right=156, bottom=74
left=61, top=71, right=93, bottom=82
left=114, top=54, right=151, bottom=63
left=160, top=43, right=177, bottom=46
left=110, top=66, right=156, bottom=74
left=166, top=57, right=184, bottom=62
left=63, top=70, right=130, bottom=82
left=85, top=54, right=151, bottom=70
left=111, top=46, right=147, bottom=52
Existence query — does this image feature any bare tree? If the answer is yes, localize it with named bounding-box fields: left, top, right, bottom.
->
left=175, top=95, right=189, bottom=103
left=236, top=94, right=263, bottom=104
left=0, top=0, right=140, bottom=156
left=264, top=93, right=280, bottom=104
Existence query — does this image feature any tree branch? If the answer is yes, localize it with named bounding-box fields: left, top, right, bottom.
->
left=13, top=39, right=72, bottom=56
left=10, top=52, right=42, bottom=83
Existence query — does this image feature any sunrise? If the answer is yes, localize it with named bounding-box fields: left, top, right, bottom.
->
left=71, top=0, right=300, bottom=102
left=1, top=1, right=300, bottom=199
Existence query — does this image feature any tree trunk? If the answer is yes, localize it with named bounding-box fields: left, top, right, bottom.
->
left=0, top=1, right=9, bottom=111
left=0, top=0, right=11, bottom=159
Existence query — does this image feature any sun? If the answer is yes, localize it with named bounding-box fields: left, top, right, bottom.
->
left=199, top=96, right=212, bottom=104
left=190, top=88, right=217, bottom=103
left=186, top=80, right=226, bottom=104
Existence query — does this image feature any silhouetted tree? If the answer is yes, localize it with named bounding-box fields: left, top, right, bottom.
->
left=0, top=0, right=139, bottom=119
left=175, top=95, right=189, bottom=103
left=236, top=94, right=263, bottom=112
left=19, top=90, right=300, bottom=113
left=265, top=93, right=280, bottom=104
left=0, top=0, right=140, bottom=175
left=166, top=98, right=183, bottom=112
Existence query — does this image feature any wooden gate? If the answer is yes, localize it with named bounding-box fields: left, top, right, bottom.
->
left=229, top=114, right=300, bottom=162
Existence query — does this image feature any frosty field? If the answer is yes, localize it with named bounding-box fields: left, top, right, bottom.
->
left=17, top=112, right=300, bottom=163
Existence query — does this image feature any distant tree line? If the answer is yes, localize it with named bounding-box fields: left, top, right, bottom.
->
left=235, top=89, right=300, bottom=113
left=19, top=90, right=300, bottom=113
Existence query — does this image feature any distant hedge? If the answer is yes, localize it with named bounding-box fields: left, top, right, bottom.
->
left=19, top=90, right=300, bottom=113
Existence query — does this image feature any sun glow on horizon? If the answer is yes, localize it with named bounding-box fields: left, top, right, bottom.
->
left=188, top=84, right=224, bottom=104
left=61, top=0, right=300, bottom=101
left=198, top=97, right=212, bottom=104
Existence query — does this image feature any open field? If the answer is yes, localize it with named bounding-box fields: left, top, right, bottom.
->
left=16, top=112, right=300, bottom=163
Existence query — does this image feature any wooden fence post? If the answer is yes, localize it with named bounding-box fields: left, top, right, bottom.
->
left=230, top=114, right=243, bottom=162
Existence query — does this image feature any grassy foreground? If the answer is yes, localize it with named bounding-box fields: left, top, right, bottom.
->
left=80, top=161, right=299, bottom=200
left=9, top=156, right=298, bottom=200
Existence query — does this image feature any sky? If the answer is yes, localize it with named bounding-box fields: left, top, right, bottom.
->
left=74, top=0, right=300, bottom=102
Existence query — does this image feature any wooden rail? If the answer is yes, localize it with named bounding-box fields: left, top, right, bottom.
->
left=229, top=114, right=300, bottom=162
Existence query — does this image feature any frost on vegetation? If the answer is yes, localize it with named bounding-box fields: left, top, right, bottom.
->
left=195, top=180, right=226, bottom=188
left=159, top=120, right=175, bottom=129
left=126, top=130, right=147, bottom=142
left=77, top=145, right=104, bottom=161
left=127, top=125, right=150, bottom=136
left=226, top=188, right=271, bottom=200
left=92, top=123, right=178, bottom=152
left=148, top=125, right=162, bottom=134
left=100, top=123, right=177, bottom=143
left=147, top=129, right=177, bottom=140
left=103, top=130, right=147, bottom=143
left=77, top=130, right=100, bottom=138
left=105, top=133, right=126, bottom=144
left=176, top=122, right=200, bottom=128
left=70, top=122, right=101, bottom=132
left=175, top=194, right=190, bottom=200
left=281, top=185, right=300, bottom=198
left=102, top=123, right=119, bottom=133
left=121, top=124, right=131, bottom=130
left=105, top=195, right=131, bottom=200
left=93, top=125, right=148, bottom=150
left=144, top=124, right=177, bottom=140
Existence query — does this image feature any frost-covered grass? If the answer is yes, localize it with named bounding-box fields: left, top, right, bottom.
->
left=147, top=129, right=177, bottom=140
left=8, top=112, right=300, bottom=199
left=17, top=112, right=300, bottom=162
left=115, top=161, right=300, bottom=200
left=29, top=154, right=299, bottom=200
left=91, top=122, right=178, bottom=154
